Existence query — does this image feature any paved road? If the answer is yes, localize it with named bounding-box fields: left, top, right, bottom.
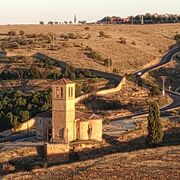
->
left=107, top=46, right=180, bottom=133
left=135, top=46, right=180, bottom=77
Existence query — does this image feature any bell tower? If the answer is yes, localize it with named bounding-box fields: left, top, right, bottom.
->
left=51, top=78, right=75, bottom=143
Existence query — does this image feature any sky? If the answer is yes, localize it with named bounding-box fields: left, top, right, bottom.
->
left=0, top=0, right=180, bottom=24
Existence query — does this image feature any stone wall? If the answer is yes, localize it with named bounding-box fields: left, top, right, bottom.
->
left=44, top=143, right=69, bottom=163
left=96, top=77, right=126, bottom=96
left=89, top=119, right=102, bottom=141
left=14, top=118, right=36, bottom=132
left=75, top=77, right=126, bottom=103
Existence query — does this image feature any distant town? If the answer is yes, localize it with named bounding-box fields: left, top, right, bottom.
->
left=40, top=13, right=180, bottom=25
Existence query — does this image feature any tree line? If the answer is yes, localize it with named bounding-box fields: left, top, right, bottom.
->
left=0, top=90, right=51, bottom=130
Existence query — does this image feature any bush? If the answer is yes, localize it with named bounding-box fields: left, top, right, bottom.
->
left=149, top=86, right=161, bottom=96
left=19, top=30, right=25, bottom=36
left=84, top=27, right=90, bottom=30
left=174, top=34, right=180, bottom=43
left=113, top=68, right=121, bottom=74
left=131, top=41, right=136, bottom=45
left=118, top=37, right=126, bottom=44
left=68, top=33, right=77, bottom=39
left=99, top=31, right=105, bottom=37
left=85, top=51, right=103, bottom=62
left=104, top=58, right=112, bottom=67
left=8, top=30, right=16, bottom=36
left=2, top=163, right=15, bottom=173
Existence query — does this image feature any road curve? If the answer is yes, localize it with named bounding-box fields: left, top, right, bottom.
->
left=135, top=46, right=180, bottom=77
left=111, top=46, right=180, bottom=123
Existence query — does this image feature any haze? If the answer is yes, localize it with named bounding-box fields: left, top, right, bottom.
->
left=0, top=0, right=180, bottom=24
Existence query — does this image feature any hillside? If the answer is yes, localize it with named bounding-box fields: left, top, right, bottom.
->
left=0, top=24, right=180, bottom=75
left=1, top=118, right=180, bottom=179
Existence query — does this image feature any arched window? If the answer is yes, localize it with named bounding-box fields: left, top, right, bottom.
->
left=61, top=87, right=63, bottom=98
left=56, top=87, right=59, bottom=98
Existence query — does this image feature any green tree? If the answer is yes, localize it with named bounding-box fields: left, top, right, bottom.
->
left=20, top=110, right=30, bottom=122
left=40, top=103, right=49, bottom=112
left=15, top=90, right=23, bottom=98
left=4, top=112, right=14, bottom=128
left=17, top=97, right=27, bottom=106
left=147, top=101, right=164, bottom=145
left=32, top=94, right=39, bottom=104
left=19, top=30, right=25, bottom=36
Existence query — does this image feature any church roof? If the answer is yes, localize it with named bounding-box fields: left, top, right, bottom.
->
left=36, top=110, right=52, bottom=118
left=75, top=111, right=101, bottom=121
left=53, top=78, right=74, bottom=85
left=36, top=110, right=101, bottom=121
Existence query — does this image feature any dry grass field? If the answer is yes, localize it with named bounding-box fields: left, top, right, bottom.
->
left=1, top=24, right=180, bottom=74
left=1, top=118, right=179, bottom=180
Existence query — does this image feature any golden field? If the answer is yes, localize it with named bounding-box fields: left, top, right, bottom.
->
left=0, top=24, right=180, bottom=74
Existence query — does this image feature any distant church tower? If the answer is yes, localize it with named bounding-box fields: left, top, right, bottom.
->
left=51, top=79, right=76, bottom=143
left=74, top=14, right=77, bottom=24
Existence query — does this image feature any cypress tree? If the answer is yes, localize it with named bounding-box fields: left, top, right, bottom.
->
left=147, top=101, right=164, bottom=145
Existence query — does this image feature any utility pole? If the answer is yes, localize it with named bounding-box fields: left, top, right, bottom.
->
left=51, top=32, right=55, bottom=48
left=161, top=76, right=167, bottom=96
left=141, top=15, right=144, bottom=25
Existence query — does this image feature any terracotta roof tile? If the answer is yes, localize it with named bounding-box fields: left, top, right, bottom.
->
left=36, top=110, right=101, bottom=121
left=75, top=111, right=101, bottom=121
left=36, top=110, right=52, bottom=118
left=53, top=78, right=73, bottom=85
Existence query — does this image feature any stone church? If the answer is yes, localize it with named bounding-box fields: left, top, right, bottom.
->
left=36, top=78, right=102, bottom=144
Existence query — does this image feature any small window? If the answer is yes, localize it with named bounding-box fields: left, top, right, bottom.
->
left=59, top=128, right=64, bottom=139
left=71, top=87, right=73, bottom=97
left=68, top=87, right=71, bottom=98
left=61, top=87, right=63, bottom=98
left=56, top=87, right=59, bottom=98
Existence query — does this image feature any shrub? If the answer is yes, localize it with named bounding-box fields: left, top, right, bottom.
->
left=118, top=37, right=126, bottom=44
left=2, top=163, right=15, bottom=173
left=64, top=35, right=69, bottom=41
left=104, top=58, right=112, bottom=67
left=85, top=34, right=91, bottom=39
left=8, top=30, right=16, bottom=36
left=68, top=33, right=77, bottom=39
left=149, top=86, right=161, bottom=96
left=84, top=27, right=90, bottom=30
left=113, top=68, right=121, bottom=74
left=85, top=51, right=103, bottom=62
left=99, top=31, right=105, bottom=37
left=174, top=34, right=180, bottom=43
left=39, top=21, right=44, bottom=25
left=19, top=30, right=25, bottom=36
left=131, top=41, right=136, bottom=45
left=84, top=46, right=92, bottom=51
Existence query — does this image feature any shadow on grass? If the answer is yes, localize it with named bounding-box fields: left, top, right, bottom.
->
left=0, top=127, right=180, bottom=176
left=82, top=95, right=145, bottom=115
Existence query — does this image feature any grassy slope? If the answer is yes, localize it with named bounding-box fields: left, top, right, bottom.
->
left=1, top=24, right=180, bottom=75
left=2, top=119, right=180, bottom=180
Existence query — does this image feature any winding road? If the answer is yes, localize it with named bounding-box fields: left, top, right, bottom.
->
left=106, top=45, right=180, bottom=135
left=1, top=45, right=180, bottom=142
left=135, top=46, right=180, bottom=77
